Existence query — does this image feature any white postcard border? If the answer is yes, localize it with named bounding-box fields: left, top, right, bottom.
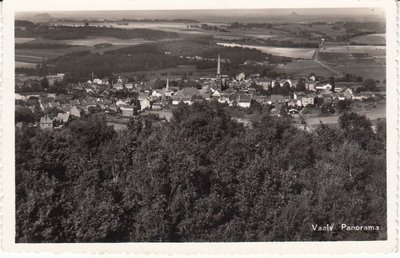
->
left=1, top=0, right=398, bottom=255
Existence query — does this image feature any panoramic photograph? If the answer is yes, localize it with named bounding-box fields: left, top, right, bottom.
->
left=14, top=7, right=387, bottom=242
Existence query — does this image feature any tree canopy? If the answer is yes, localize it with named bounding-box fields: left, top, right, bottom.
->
left=16, top=103, right=386, bottom=242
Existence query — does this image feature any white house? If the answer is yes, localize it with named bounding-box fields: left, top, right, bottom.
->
left=316, top=83, right=332, bottom=91
left=236, top=72, right=246, bottom=81
left=237, top=94, right=251, bottom=108
left=120, top=105, right=135, bottom=117
left=139, top=97, right=152, bottom=111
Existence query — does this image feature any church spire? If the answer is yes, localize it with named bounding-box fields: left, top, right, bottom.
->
left=166, top=78, right=169, bottom=91
left=217, top=54, right=221, bottom=76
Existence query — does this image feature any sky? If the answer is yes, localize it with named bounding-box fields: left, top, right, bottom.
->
left=16, top=8, right=385, bottom=23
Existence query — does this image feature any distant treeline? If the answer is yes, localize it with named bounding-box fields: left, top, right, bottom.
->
left=338, top=21, right=385, bottom=34
left=116, top=18, right=200, bottom=23
left=44, top=47, right=185, bottom=81
left=228, top=20, right=385, bottom=43
left=336, top=30, right=378, bottom=42
left=15, top=22, right=180, bottom=40
left=229, top=21, right=331, bottom=29
left=15, top=43, right=76, bottom=49
left=58, top=18, right=200, bottom=23
left=201, top=45, right=291, bottom=64
left=15, top=20, right=35, bottom=27
left=230, top=22, right=275, bottom=29
left=223, top=38, right=319, bottom=49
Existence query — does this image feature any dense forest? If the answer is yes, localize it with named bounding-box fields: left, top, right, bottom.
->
left=30, top=41, right=287, bottom=82
left=15, top=21, right=180, bottom=40
left=16, top=102, right=386, bottom=242
left=43, top=45, right=188, bottom=81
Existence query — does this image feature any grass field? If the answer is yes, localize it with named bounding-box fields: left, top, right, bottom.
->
left=15, top=48, right=77, bottom=63
left=15, top=38, right=36, bottom=44
left=304, top=103, right=385, bottom=130
left=320, top=45, right=385, bottom=57
left=118, top=65, right=215, bottom=80
left=333, top=64, right=386, bottom=81
left=159, top=39, right=217, bottom=56
left=270, top=58, right=385, bottom=81
left=270, top=60, right=336, bottom=78
left=62, top=37, right=153, bottom=46
left=15, top=42, right=138, bottom=64
left=15, top=61, right=37, bottom=68
left=273, top=24, right=345, bottom=39
left=217, top=43, right=316, bottom=59
left=350, top=33, right=386, bottom=45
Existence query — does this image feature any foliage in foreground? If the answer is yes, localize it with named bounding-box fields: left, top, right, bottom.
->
left=16, top=102, right=386, bottom=242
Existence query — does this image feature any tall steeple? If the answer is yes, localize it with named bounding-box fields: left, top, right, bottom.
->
left=217, top=54, right=221, bottom=76
left=166, top=78, right=169, bottom=91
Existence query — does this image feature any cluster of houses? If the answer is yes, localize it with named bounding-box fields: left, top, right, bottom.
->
left=15, top=55, right=382, bottom=131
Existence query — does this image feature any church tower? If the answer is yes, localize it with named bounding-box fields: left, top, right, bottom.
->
left=217, top=54, right=221, bottom=79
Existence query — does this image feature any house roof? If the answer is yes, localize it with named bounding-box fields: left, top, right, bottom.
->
left=182, top=87, right=200, bottom=97
left=40, top=115, right=53, bottom=124
left=270, top=94, right=287, bottom=102
left=60, top=104, right=72, bottom=112
left=237, top=94, right=251, bottom=103
left=138, top=92, right=149, bottom=100
left=55, top=112, right=70, bottom=123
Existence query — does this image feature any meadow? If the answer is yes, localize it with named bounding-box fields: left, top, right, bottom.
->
left=274, top=23, right=345, bottom=39
left=118, top=65, right=215, bottom=80
left=333, top=64, right=386, bottom=82
left=320, top=45, right=385, bottom=56
left=270, top=60, right=336, bottom=77
left=15, top=61, right=37, bottom=68
left=14, top=37, right=151, bottom=67
left=15, top=19, right=386, bottom=83
left=304, top=102, right=386, bottom=130
left=217, top=42, right=316, bottom=59
left=350, top=33, right=385, bottom=45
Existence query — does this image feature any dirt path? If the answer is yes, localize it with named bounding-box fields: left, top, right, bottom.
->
left=314, top=60, right=342, bottom=77
left=312, top=48, right=343, bottom=77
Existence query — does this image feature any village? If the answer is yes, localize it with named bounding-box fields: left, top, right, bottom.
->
left=15, top=54, right=385, bottom=132
left=11, top=5, right=391, bottom=245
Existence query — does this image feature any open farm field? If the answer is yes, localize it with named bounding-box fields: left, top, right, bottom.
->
left=231, top=27, right=289, bottom=36
left=217, top=42, right=316, bottom=59
left=304, top=103, right=385, bottom=130
left=21, top=36, right=155, bottom=47
left=320, top=45, right=385, bottom=56
left=333, top=64, right=386, bottom=81
left=48, top=21, right=209, bottom=36
left=272, top=37, right=320, bottom=44
left=118, top=65, right=215, bottom=80
left=304, top=115, right=339, bottom=129
left=158, top=40, right=218, bottom=56
left=270, top=60, right=336, bottom=78
left=15, top=61, right=37, bottom=68
left=15, top=37, right=36, bottom=44
left=350, top=33, right=386, bottom=45
left=15, top=42, right=135, bottom=64
left=15, top=48, right=83, bottom=63
left=273, top=24, right=345, bottom=39
left=63, top=37, right=153, bottom=46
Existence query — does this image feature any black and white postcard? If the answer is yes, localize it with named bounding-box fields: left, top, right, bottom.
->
left=1, top=0, right=398, bottom=255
